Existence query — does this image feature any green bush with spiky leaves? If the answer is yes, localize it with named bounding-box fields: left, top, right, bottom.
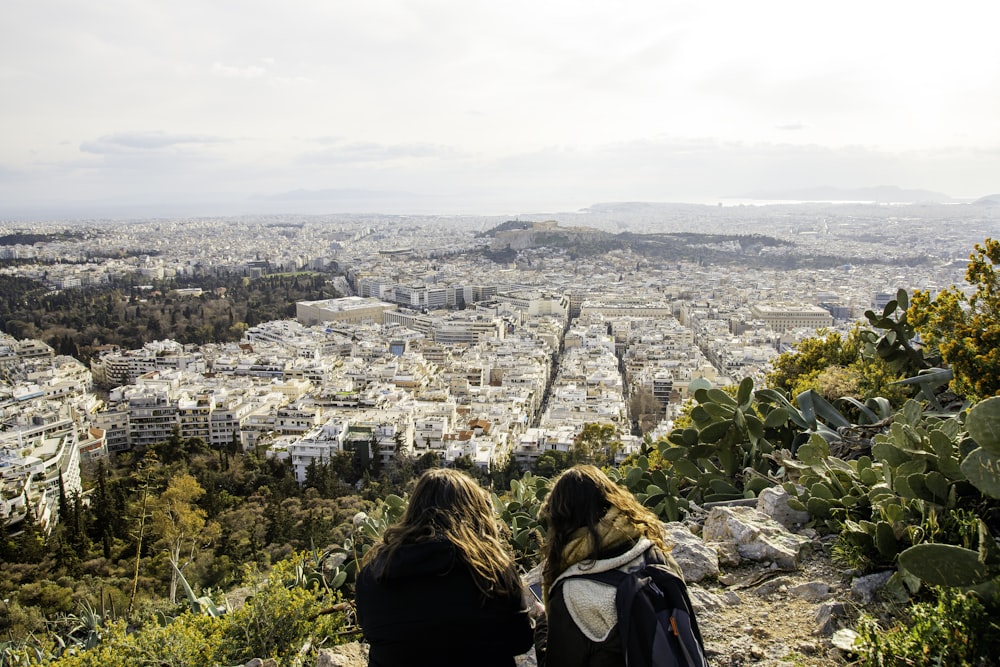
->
left=43, top=555, right=350, bottom=667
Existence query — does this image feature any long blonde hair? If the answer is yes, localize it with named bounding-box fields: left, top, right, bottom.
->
left=539, top=465, right=667, bottom=591
left=364, top=468, right=521, bottom=597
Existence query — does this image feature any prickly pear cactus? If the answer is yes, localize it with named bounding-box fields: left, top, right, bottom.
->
left=608, top=455, right=689, bottom=522
left=898, top=519, right=1000, bottom=602
left=897, top=542, right=990, bottom=586
left=961, top=396, right=1000, bottom=498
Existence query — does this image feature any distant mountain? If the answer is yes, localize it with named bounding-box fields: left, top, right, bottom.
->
left=733, top=185, right=953, bottom=203
left=252, top=188, right=424, bottom=202
left=971, top=194, right=1000, bottom=206
left=477, top=219, right=534, bottom=238
left=582, top=201, right=707, bottom=214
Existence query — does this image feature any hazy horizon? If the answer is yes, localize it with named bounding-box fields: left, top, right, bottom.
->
left=2, top=2, right=999, bottom=218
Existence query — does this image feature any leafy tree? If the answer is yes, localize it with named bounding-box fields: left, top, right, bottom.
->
left=489, top=455, right=522, bottom=490
left=766, top=326, right=911, bottom=406
left=768, top=328, right=860, bottom=396
left=214, top=494, right=268, bottom=572
left=910, top=238, right=1000, bottom=401
left=303, top=457, right=324, bottom=493
left=449, top=455, right=490, bottom=486
left=533, top=450, right=572, bottom=478
left=628, top=387, right=664, bottom=434
left=88, top=462, right=116, bottom=559
left=0, top=512, right=14, bottom=560
left=148, top=473, right=220, bottom=603
left=572, top=422, right=621, bottom=466
left=263, top=489, right=294, bottom=546
left=415, top=451, right=442, bottom=473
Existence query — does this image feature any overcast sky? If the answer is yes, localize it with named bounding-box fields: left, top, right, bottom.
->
left=2, top=1, right=999, bottom=217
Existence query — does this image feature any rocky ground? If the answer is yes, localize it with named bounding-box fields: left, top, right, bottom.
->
left=695, top=542, right=856, bottom=666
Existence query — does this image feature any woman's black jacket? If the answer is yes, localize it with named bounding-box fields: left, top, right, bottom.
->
left=355, top=537, right=534, bottom=667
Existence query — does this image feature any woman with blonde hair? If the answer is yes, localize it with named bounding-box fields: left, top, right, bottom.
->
left=355, top=468, right=535, bottom=667
left=537, top=464, right=685, bottom=667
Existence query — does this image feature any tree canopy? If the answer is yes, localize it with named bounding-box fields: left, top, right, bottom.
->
left=910, top=238, right=1000, bottom=401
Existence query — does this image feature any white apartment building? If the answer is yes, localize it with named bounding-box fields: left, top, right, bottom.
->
left=0, top=419, right=82, bottom=534
left=92, top=408, right=130, bottom=452
left=286, top=419, right=349, bottom=484
left=78, top=427, right=109, bottom=460
left=209, top=394, right=256, bottom=448
left=282, top=408, right=417, bottom=484
left=381, top=310, right=505, bottom=345
left=90, top=340, right=205, bottom=388
left=580, top=298, right=673, bottom=319
left=127, top=390, right=179, bottom=448
left=493, top=290, right=570, bottom=320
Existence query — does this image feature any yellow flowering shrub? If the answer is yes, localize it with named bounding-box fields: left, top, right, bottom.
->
left=910, top=238, right=1000, bottom=401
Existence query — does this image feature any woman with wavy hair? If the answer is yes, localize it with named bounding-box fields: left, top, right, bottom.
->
left=537, top=464, right=683, bottom=667
left=355, top=468, right=535, bottom=667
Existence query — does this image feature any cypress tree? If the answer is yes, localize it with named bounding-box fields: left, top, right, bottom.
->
left=0, top=513, right=12, bottom=560
left=16, top=502, right=45, bottom=563
left=57, top=472, right=70, bottom=527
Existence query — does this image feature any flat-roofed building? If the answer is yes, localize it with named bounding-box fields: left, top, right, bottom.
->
left=0, top=419, right=82, bottom=533
left=580, top=298, right=673, bottom=319
left=383, top=310, right=504, bottom=345
left=128, top=391, right=178, bottom=448
left=495, top=290, right=570, bottom=320
left=92, top=408, right=130, bottom=452
left=177, top=394, right=212, bottom=441
left=296, top=297, right=397, bottom=326
left=749, top=303, right=834, bottom=333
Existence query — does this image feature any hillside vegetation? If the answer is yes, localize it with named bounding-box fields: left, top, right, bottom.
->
left=478, top=220, right=933, bottom=269
left=0, top=270, right=341, bottom=362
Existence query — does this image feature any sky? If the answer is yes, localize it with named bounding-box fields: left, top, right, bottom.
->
left=2, top=1, right=999, bottom=217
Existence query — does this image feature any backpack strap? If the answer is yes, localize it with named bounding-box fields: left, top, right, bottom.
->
left=571, top=568, right=627, bottom=587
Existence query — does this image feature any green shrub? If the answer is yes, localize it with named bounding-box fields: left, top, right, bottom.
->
left=44, top=555, right=349, bottom=667
left=853, top=587, right=1000, bottom=666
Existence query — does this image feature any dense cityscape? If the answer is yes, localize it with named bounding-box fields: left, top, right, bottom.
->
left=1, top=199, right=995, bottom=536
left=1, top=197, right=999, bottom=665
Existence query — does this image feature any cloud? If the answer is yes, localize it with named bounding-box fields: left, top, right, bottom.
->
left=271, top=75, right=313, bottom=87
left=775, top=123, right=806, bottom=131
left=80, top=132, right=226, bottom=154
left=211, top=61, right=267, bottom=79
left=297, top=140, right=459, bottom=165
left=0, top=163, right=25, bottom=182
left=445, top=139, right=999, bottom=204
left=5, top=130, right=997, bottom=218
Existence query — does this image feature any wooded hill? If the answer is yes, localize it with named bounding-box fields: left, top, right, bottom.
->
left=0, top=270, right=341, bottom=363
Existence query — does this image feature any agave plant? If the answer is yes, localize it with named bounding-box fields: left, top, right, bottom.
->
left=328, top=493, right=408, bottom=589
left=172, top=560, right=227, bottom=617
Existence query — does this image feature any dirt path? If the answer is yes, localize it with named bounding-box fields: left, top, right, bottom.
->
left=696, top=545, right=854, bottom=666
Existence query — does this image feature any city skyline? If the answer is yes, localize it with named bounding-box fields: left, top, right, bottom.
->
left=2, top=1, right=999, bottom=218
